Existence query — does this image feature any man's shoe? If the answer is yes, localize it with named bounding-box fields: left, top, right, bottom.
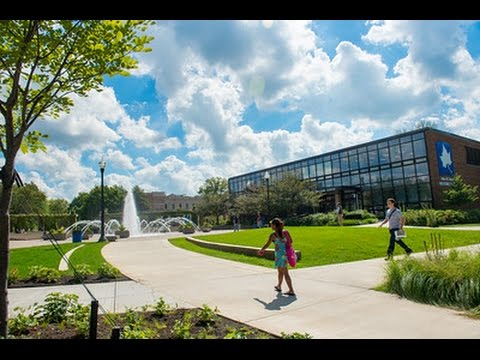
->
left=384, top=255, right=392, bottom=261
left=406, top=250, right=413, bottom=256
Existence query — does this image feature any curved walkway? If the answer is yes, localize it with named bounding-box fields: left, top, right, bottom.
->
left=102, top=233, right=480, bottom=339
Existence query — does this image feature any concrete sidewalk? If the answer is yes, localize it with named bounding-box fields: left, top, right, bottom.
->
left=99, top=235, right=480, bottom=339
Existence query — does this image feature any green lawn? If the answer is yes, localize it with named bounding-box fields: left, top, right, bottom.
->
left=10, top=242, right=109, bottom=279
left=169, top=226, right=480, bottom=268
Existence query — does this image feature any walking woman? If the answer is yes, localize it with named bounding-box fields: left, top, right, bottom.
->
left=257, top=218, right=296, bottom=296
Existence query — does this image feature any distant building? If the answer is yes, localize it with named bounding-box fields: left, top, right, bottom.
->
left=228, top=128, right=480, bottom=216
left=144, top=192, right=201, bottom=212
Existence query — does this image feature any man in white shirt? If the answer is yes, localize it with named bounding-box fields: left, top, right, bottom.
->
left=379, top=198, right=413, bottom=260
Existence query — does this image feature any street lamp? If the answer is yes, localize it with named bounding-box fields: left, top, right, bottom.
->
left=98, top=159, right=106, bottom=242
left=264, top=171, right=270, bottom=222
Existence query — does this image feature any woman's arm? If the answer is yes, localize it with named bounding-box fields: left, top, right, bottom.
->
left=258, top=233, right=275, bottom=256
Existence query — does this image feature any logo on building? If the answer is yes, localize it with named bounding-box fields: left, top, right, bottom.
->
left=436, top=141, right=455, bottom=177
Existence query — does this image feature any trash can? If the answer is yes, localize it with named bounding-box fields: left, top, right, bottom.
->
left=72, top=231, right=83, bottom=243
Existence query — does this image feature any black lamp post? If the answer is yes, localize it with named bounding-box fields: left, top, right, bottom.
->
left=264, top=171, right=270, bottom=222
left=98, top=159, right=106, bottom=242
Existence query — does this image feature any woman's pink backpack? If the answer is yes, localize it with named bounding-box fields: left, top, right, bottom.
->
left=284, top=230, right=297, bottom=267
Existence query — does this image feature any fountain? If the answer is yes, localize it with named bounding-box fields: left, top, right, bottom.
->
left=64, top=188, right=203, bottom=238
left=123, top=189, right=141, bottom=236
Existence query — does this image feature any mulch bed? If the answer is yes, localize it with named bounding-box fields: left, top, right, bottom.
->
left=21, top=309, right=278, bottom=339
left=8, top=274, right=131, bottom=289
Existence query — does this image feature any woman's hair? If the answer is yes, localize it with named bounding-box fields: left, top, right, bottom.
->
left=387, top=198, right=396, bottom=206
left=270, top=218, right=284, bottom=238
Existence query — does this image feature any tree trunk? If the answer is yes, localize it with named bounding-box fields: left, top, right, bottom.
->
left=0, top=160, right=14, bottom=337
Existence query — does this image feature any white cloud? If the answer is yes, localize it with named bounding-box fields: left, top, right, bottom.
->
left=118, top=115, right=181, bottom=153
left=16, top=145, right=97, bottom=200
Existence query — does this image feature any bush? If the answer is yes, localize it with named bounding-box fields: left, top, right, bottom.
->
left=344, top=209, right=378, bottom=221
left=171, top=312, right=193, bottom=339
left=8, top=306, right=38, bottom=336
left=73, top=264, right=94, bottom=282
left=281, top=331, right=313, bottom=339
left=33, top=292, right=84, bottom=324
left=97, top=263, right=121, bottom=279
left=8, top=267, right=19, bottom=285
left=382, top=250, right=480, bottom=310
left=196, top=304, right=219, bottom=326
left=224, top=326, right=251, bottom=339
left=287, top=210, right=377, bottom=226
left=154, top=297, right=171, bottom=317
left=28, top=266, right=60, bottom=283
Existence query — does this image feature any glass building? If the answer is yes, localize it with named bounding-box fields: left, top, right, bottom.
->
left=228, top=128, right=480, bottom=217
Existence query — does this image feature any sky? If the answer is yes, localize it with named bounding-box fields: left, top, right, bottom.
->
left=13, top=20, right=480, bottom=201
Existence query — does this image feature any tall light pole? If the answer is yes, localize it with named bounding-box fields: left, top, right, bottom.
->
left=264, top=171, right=270, bottom=223
left=98, top=159, right=106, bottom=242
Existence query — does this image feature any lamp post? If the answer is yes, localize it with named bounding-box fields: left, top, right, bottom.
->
left=98, top=159, right=106, bottom=242
left=264, top=171, right=270, bottom=222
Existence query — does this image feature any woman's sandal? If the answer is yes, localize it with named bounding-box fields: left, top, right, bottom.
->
left=274, top=286, right=282, bottom=292
left=284, top=291, right=296, bottom=296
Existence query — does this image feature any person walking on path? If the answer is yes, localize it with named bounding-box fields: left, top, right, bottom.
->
left=257, top=218, right=296, bottom=296
left=379, top=198, right=413, bottom=260
left=335, top=203, right=344, bottom=226
left=233, top=215, right=240, bottom=232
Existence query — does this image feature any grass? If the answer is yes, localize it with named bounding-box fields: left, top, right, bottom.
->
left=10, top=242, right=110, bottom=279
left=169, top=227, right=480, bottom=268
left=67, top=242, right=109, bottom=275
left=380, top=250, right=480, bottom=310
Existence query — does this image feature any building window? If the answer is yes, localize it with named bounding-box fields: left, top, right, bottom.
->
left=186, top=203, right=189, bottom=209
left=172, top=204, right=175, bottom=210
left=466, top=146, right=480, bottom=165
left=413, top=139, right=426, bottom=157
left=164, top=204, right=168, bottom=209
left=179, top=203, right=182, bottom=209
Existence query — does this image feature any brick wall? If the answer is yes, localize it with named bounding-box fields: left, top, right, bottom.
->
left=425, top=129, right=480, bottom=208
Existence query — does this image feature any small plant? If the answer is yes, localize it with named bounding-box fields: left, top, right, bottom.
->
left=97, top=262, right=121, bottom=279
left=8, top=306, right=38, bottom=336
left=121, top=325, right=155, bottom=339
left=73, top=264, right=94, bottom=282
left=154, top=297, right=171, bottom=317
left=8, top=267, right=19, bottom=285
left=281, top=331, right=313, bottom=339
left=171, top=312, right=192, bottom=339
left=28, top=266, right=61, bottom=283
left=50, top=227, right=65, bottom=235
left=224, top=326, right=251, bottom=339
left=118, top=223, right=127, bottom=232
left=124, top=307, right=144, bottom=329
left=34, top=292, right=82, bottom=324
left=196, top=304, right=219, bottom=326
left=196, top=328, right=216, bottom=339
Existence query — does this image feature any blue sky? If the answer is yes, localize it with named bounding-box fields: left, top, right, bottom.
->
left=15, top=20, right=480, bottom=200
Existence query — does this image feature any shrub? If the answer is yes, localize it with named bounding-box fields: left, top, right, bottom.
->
left=97, top=263, right=121, bottom=279
left=121, top=326, right=155, bottom=339
left=382, top=251, right=480, bottom=310
left=8, top=267, right=19, bottom=285
left=154, top=297, right=171, bottom=317
left=73, top=264, right=94, bottom=282
left=196, top=304, right=219, bottom=326
left=281, top=331, right=313, bottom=339
left=33, top=292, right=84, bottom=324
left=28, top=266, right=61, bottom=283
left=224, top=326, right=251, bottom=339
left=171, top=312, right=192, bottom=339
left=8, top=306, right=38, bottom=336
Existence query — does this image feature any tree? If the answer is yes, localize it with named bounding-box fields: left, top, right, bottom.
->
left=70, top=185, right=127, bottom=220
left=10, top=182, right=47, bottom=214
left=197, top=177, right=229, bottom=225
left=133, top=185, right=151, bottom=212
left=268, top=172, right=320, bottom=219
left=47, top=198, right=69, bottom=214
left=443, top=175, right=479, bottom=208
left=0, top=20, right=153, bottom=336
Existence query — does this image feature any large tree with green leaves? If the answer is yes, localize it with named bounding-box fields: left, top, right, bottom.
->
left=47, top=198, right=69, bottom=214
left=443, top=175, right=479, bottom=208
left=197, top=177, right=229, bottom=225
left=0, top=20, right=153, bottom=336
left=10, top=182, right=47, bottom=214
left=70, top=185, right=127, bottom=220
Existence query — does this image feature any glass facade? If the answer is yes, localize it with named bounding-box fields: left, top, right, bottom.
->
left=228, top=129, right=433, bottom=215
